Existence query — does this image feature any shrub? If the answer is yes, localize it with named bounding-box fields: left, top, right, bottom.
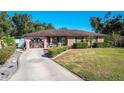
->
left=117, top=40, right=124, bottom=47
left=96, top=41, right=113, bottom=48
left=120, top=40, right=124, bottom=47
left=96, top=43, right=104, bottom=48
left=48, top=46, right=69, bottom=57
left=72, top=42, right=88, bottom=49
left=2, top=35, right=16, bottom=46
left=0, top=45, right=16, bottom=65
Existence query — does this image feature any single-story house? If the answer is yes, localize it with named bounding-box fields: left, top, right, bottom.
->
left=24, top=29, right=105, bottom=49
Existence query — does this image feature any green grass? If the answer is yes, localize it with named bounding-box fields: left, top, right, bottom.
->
left=54, top=48, right=124, bottom=81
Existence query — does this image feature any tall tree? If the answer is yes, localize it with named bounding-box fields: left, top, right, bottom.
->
left=45, top=23, right=54, bottom=29
left=33, top=21, right=45, bottom=31
left=11, top=14, right=55, bottom=36
left=0, top=12, right=55, bottom=37
left=0, top=12, right=12, bottom=37
left=90, top=17, right=103, bottom=33
left=90, top=12, right=124, bottom=35
left=11, top=13, right=33, bottom=36
left=90, top=12, right=124, bottom=46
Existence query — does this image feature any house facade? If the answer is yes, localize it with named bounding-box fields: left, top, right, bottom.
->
left=24, top=29, right=105, bottom=49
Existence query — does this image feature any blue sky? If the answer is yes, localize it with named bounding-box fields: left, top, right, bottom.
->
left=7, top=11, right=124, bottom=32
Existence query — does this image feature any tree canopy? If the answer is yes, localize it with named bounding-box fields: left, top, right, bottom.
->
left=90, top=12, right=124, bottom=47
left=90, top=12, right=124, bottom=36
left=0, top=12, right=12, bottom=38
left=0, top=12, right=55, bottom=37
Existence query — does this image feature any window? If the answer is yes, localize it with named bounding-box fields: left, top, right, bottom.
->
left=75, top=37, right=83, bottom=42
left=59, top=37, right=67, bottom=45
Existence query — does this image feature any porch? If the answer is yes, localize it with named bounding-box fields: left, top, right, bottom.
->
left=25, top=36, right=68, bottom=49
left=47, top=36, right=67, bottom=48
left=25, top=36, right=103, bottom=49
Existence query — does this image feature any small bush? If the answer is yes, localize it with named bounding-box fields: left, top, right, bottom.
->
left=48, top=46, right=69, bottom=57
left=0, top=45, right=16, bottom=65
left=96, top=43, right=104, bottom=48
left=72, top=42, right=88, bottom=49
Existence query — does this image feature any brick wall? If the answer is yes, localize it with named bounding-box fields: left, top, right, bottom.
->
left=67, top=36, right=75, bottom=46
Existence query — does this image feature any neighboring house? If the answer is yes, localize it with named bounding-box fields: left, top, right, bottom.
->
left=24, top=29, right=105, bottom=49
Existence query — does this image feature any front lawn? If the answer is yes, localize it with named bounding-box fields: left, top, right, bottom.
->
left=54, top=48, right=124, bottom=80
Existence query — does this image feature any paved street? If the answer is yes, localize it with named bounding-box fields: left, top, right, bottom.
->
left=9, top=49, right=82, bottom=81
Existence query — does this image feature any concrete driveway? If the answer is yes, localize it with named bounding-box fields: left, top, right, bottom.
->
left=9, top=49, right=82, bottom=81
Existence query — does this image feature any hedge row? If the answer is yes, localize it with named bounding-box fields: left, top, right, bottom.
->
left=48, top=46, right=69, bottom=57
left=0, top=46, right=16, bottom=65
left=72, top=42, right=88, bottom=49
left=95, top=41, right=113, bottom=48
left=72, top=41, right=114, bottom=48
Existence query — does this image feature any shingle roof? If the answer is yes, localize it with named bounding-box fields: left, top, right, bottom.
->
left=24, top=29, right=105, bottom=37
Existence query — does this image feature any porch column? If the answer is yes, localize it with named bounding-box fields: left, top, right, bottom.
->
left=25, top=39, right=30, bottom=49
left=44, top=37, right=48, bottom=49
left=50, top=37, right=53, bottom=44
